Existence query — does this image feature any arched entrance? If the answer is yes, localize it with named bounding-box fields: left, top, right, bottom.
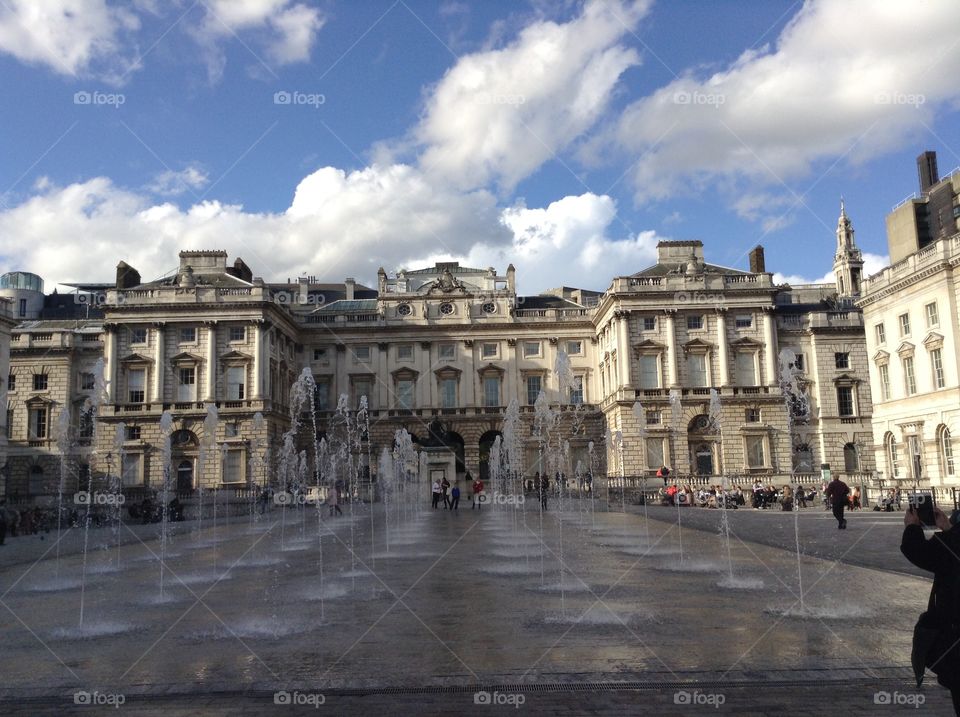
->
left=171, top=429, right=199, bottom=491
left=478, top=430, right=502, bottom=482
left=176, top=460, right=194, bottom=491
left=687, top=415, right=720, bottom=476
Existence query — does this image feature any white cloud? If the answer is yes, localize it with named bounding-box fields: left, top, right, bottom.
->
left=415, top=0, right=649, bottom=191
left=610, top=0, right=960, bottom=214
left=146, top=166, right=210, bottom=197
left=773, top=252, right=889, bottom=286
left=0, top=0, right=140, bottom=79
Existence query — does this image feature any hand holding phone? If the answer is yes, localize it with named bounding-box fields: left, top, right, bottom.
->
left=908, top=491, right=937, bottom=527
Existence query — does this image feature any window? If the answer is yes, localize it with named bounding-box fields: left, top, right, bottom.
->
left=439, top=302, right=454, bottom=315
left=396, top=379, right=414, bottom=409
left=793, top=353, right=805, bottom=371
left=687, top=354, right=707, bottom=387
left=566, top=340, right=583, bottom=356
left=687, top=315, right=703, bottom=330
left=643, top=316, right=656, bottom=331
left=886, top=433, right=900, bottom=479
left=903, top=356, right=917, bottom=395
left=836, top=386, right=854, bottom=416
left=940, top=427, right=955, bottom=477
left=7, top=374, right=13, bottom=392
left=523, top=341, right=541, bottom=358
left=482, top=343, right=498, bottom=359
left=645, top=410, right=661, bottom=425
left=18, top=298, right=26, bottom=317
left=878, top=363, right=890, bottom=400
left=314, top=380, right=330, bottom=411
left=229, top=326, right=246, bottom=342
left=735, top=352, right=756, bottom=386
left=353, top=345, right=370, bottom=362
left=125, top=425, right=141, bottom=440
left=931, top=348, right=945, bottom=389
left=313, top=348, right=328, bottom=362
left=397, top=345, right=414, bottom=361
left=28, top=406, right=47, bottom=439
left=222, top=450, right=244, bottom=484
left=33, top=374, right=48, bottom=391
left=225, top=422, right=240, bottom=438
left=438, top=343, right=455, bottom=360
left=121, top=454, right=143, bottom=486
left=131, top=328, right=147, bottom=345
left=570, top=376, right=584, bottom=405
left=397, top=303, right=413, bottom=316
left=745, top=436, right=765, bottom=468
left=480, top=301, right=496, bottom=314
left=80, top=372, right=95, bottom=390
left=180, top=327, right=196, bottom=343
left=177, top=367, right=196, bottom=402
left=735, top=314, right=752, bottom=328
left=226, top=366, right=245, bottom=400
left=899, top=313, right=910, bottom=337
left=834, top=352, right=849, bottom=369
left=78, top=411, right=94, bottom=439
left=525, top=375, right=542, bottom=405
left=483, top=376, right=500, bottom=407
left=745, top=408, right=761, bottom=423
left=639, top=355, right=660, bottom=389
left=645, top=438, right=665, bottom=469
left=440, top=378, right=457, bottom=408
left=926, top=302, right=939, bottom=328
left=875, top=323, right=886, bottom=345
left=353, top=378, right=371, bottom=407
left=127, top=368, right=145, bottom=403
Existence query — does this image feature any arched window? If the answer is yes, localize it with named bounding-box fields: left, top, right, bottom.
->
left=885, top=432, right=900, bottom=479
left=843, top=443, right=859, bottom=473
left=28, top=465, right=45, bottom=494
left=939, top=426, right=955, bottom=478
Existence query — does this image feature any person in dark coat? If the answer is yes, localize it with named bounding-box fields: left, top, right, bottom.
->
left=824, top=476, right=850, bottom=529
left=901, top=504, right=960, bottom=713
left=0, top=501, right=7, bottom=545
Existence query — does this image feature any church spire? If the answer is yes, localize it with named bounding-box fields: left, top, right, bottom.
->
left=834, top=198, right=863, bottom=297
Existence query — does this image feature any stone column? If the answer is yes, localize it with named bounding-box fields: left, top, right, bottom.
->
left=616, top=311, right=632, bottom=387
left=664, top=311, right=678, bottom=387
left=763, top=309, right=777, bottom=386
left=153, top=322, right=164, bottom=403
left=716, top=310, right=730, bottom=387
left=205, top=321, right=217, bottom=400
left=251, top=322, right=262, bottom=399
left=104, top=324, right=117, bottom=403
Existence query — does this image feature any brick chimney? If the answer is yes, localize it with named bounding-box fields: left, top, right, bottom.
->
left=748, top=245, right=765, bottom=273
left=344, top=277, right=355, bottom=301
left=917, top=150, right=939, bottom=193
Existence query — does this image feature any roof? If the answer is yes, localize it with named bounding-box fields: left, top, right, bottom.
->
left=630, top=262, right=750, bottom=278
left=403, top=263, right=488, bottom=275
left=15, top=319, right=103, bottom=331
left=313, top=299, right=379, bottom=313
left=518, top=295, right=586, bottom=309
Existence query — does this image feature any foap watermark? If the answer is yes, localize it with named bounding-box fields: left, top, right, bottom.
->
left=274, top=90, right=326, bottom=108
left=74, top=291, right=126, bottom=308
left=674, top=690, right=725, bottom=709
left=478, top=492, right=525, bottom=506
left=673, top=90, right=725, bottom=108
left=74, top=90, right=125, bottom=108
left=875, top=91, right=925, bottom=108
left=474, top=690, right=525, bottom=708
left=272, top=290, right=326, bottom=307
left=475, top=92, right=525, bottom=106
left=674, top=291, right=725, bottom=306
left=274, top=690, right=325, bottom=708
left=75, top=491, right=125, bottom=506
left=73, top=690, right=126, bottom=708
left=874, top=691, right=925, bottom=708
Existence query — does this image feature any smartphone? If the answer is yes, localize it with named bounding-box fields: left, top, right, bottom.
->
left=908, top=491, right=937, bottom=527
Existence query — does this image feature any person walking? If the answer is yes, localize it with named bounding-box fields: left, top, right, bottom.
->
left=450, top=484, right=460, bottom=512
left=432, top=480, right=442, bottom=509
left=441, top=477, right=451, bottom=509
left=539, top=473, right=549, bottom=511
left=796, top=485, right=807, bottom=509
left=901, top=504, right=960, bottom=713
left=824, top=475, right=850, bottom=529
left=472, top=476, right=484, bottom=510
left=328, top=487, right=343, bottom=516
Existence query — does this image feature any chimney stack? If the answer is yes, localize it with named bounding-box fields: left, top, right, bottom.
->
left=345, top=277, right=355, bottom=301
left=748, top=245, right=765, bottom=273
left=116, top=261, right=140, bottom=289
left=918, top=150, right=939, bottom=193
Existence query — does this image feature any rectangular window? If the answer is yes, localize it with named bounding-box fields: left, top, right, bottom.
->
left=226, top=366, right=245, bottom=400
left=7, top=374, right=13, bottom=392
left=645, top=438, right=665, bottom=470
left=834, top=352, right=850, bottom=369
left=177, top=367, right=196, bottom=402
left=879, top=363, right=891, bottom=400
left=794, top=353, right=805, bottom=371
left=645, top=410, right=661, bottom=425
left=179, top=327, right=196, bottom=343
left=225, top=422, right=240, bottom=438
left=314, top=380, right=330, bottom=411
left=875, top=323, right=886, bottom=345
left=926, top=302, right=939, bottom=328
left=745, top=408, right=761, bottom=423
left=483, top=376, right=500, bottom=407
left=396, top=345, right=414, bottom=361
left=687, top=354, right=707, bottom=387
left=121, top=453, right=143, bottom=486
left=131, top=327, right=147, bottom=345
left=566, top=340, right=583, bottom=356
left=899, top=313, right=910, bottom=337
left=5, top=408, right=12, bottom=439
left=353, top=378, right=371, bottom=407
left=33, top=374, right=48, bottom=391
left=735, top=314, right=752, bottom=328
left=18, top=298, right=26, bottom=317
left=313, top=347, right=328, bottom=362
left=526, top=375, right=542, bottom=405
left=396, top=379, right=414, bottom=409
left=440, top=378, right=457, bottom=408
left=932, top=348, right=945, bottom=389
left=28, top=407, right=47, bottom=439
left=639, top=355, right=660, bottom=389
left=735, top=353, right=756, bottom=386
left=482, top=342, right=498, bottom=359
left=127, top=368, right=145, bottom=403
left=522, top=341, right=541, bottom=358
left=687, top=315, right=703, bottom=330
left=229, top=326, right=246, bottom=342
left=80, top=372, right=95, bottom=390
left=438, top=343, right=456, bottom=360
left=353, top=345, right=370, bottom=362
left=125, top=425, right=141, bottom=440
left=746, top=436, right=765, bottom=468
left=78, top=411, right=94, bottom=439
left=570, top=375, right=584, bottom=405
left=643, top=316, right=656, bottom=331
left=837, top=386, right=854, bottom=416
left=903, top=356, right=917, bottom=395
left=222, top=450, right=244, bottom=484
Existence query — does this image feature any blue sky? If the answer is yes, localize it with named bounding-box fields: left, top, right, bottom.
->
left=0, top=0, right=958, bottom=293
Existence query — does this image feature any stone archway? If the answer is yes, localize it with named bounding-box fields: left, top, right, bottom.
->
left=687, top=414, right=721, bottom=476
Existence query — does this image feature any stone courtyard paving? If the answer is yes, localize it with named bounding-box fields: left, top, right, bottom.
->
left=0, top=500, right=953, bottom=715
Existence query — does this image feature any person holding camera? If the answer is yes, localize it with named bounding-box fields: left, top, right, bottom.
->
left=901, top=503, right=960, bottom=713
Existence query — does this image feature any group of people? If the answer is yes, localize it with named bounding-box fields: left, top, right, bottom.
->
left=431, top=476, right=484, bottom=511
left=0, top=502, right=59, bottom=543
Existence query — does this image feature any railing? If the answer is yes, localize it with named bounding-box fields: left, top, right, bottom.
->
left=628, top=278, right=662, bottom=287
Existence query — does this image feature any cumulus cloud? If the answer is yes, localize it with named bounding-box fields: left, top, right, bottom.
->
left=146, top=166, right=210, bottom=197
left=415, top=0, right=649, bottom=191
left=609, top=0, right=960, bottom=219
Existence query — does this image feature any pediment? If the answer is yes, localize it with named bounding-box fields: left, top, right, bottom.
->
left=433, top=364, right=462, bottom=377
left=922, top=332, right=944, bottom=349
left=391, top=367, right=420, bottom=379
left=833, top=372, right=861, bottom=386
left=220, top=350, right=252, bottom=362
left=634, top=339, right=666, bottom=354
left=476, top=362, right=505, bottom=376
left=872, top=349, right=890, bottom=364
left=170, top=351, right=203, bottom=365
left=730, top=337, right=763, bottom=349
left=896, top=341, right=915, bottom=357
left=682, top=338, right=714, bottom=353
left=119, top=352, right=153, bottom=364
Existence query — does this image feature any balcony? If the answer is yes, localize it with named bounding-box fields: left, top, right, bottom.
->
left=513, top=308, right=589, bottom=320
